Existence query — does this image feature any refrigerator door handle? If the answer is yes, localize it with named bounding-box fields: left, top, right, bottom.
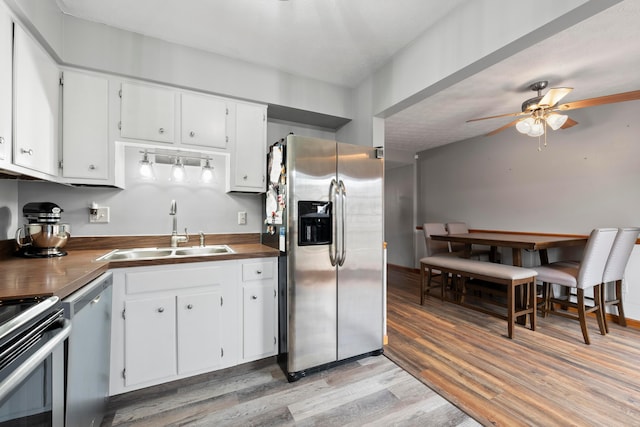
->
left=338, top=179, right=347, bottom=267
left=329, top=178, right=339, bottom=266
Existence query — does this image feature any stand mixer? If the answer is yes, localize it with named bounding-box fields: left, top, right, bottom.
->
left=15, top=202, right=71, bottom=257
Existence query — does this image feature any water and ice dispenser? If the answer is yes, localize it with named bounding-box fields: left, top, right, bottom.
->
left=298, top=201, right=332, bottom=246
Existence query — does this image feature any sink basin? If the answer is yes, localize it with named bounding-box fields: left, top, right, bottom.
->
left=96, top=245, right=234, bottom=262
left=174, top=246, right=231, bottom=256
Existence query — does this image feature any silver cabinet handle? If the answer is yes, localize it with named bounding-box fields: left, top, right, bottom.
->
left=89, top=164, right=96, bottom=170
left=159, top=128, right=165, bottom=134
left=189, top=131, right=195, bottom=137
left=187, top=304, right=193, bottom=309
left=157, top=307, right=165, bottom=313
left=251, top=295, right=258, bottom=300
left=20, top=148, right=34, bottom=155
left=90, top=294, right=101, bottom=305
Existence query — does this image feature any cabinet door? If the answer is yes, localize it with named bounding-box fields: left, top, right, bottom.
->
left=13, top=25, right=59, bottom=176
left=124, top=295, right=176, bottom=387
left=0, top=3, right=11, bottom=164
left=242, top=282, right=277, bottom=361
left=181, top=93, right=227, bottom=149
left=177, top=290, right=222, bottom=375
left=228, top=102, right=266, bottom=192
left=120, top=82, right=175, bottom=143
left=62, top=71, right=109, bottom=180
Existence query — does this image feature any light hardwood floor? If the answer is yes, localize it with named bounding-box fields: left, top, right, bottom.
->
left=103, top=265, right=640, bottom=426
left=102, top=347, right=477, bottom=426
left=384, top=265, right=640, bottom=427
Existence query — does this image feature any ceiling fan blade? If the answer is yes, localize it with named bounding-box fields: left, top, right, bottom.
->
left=561, top=117, right=578, bottom=129
left=467, top=111, right=523, bottom=122
left=538, top=87, right=573, bottom=108
left=486, top=118, right=521, bottom=136
left=555, top=89, right=640, bottom=111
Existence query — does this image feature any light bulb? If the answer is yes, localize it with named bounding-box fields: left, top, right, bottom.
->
left=546, top=113, right=568, bottom=130
left=171, top=158, right=186, bottom=182
left=516, top=117, right=534, bottom=134
left=138, top=152, right=155, bottom=180
left=201, top=159, right=214, bottom=183
left=527, top=120, right=545, bottom=137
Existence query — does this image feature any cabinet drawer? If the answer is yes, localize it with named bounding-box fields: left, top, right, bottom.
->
left=126, top=265, right=230, bottom=294
left=242, top=261, right=273, bottom=281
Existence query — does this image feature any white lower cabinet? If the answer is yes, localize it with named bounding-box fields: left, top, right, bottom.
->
left=177, top=290, right=223, bottom=375
left=124, top=295, right=177, bottom=387
left=109, top=257, right=277, bottom=396
left=241, top=260, right=277, bottom=362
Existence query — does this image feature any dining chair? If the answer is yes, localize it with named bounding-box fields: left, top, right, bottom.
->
left=532, top=228, right=617, bottom=344
left=419, top=223, right=462, bottom=303
left=601, top=227, right=640, bottom=331
left=446, top=221, right=498, bottom=262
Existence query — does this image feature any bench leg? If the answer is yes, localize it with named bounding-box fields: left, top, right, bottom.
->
left=529, top=280, right=536, bottom=331
left=507, top=281, right=515, bottom=339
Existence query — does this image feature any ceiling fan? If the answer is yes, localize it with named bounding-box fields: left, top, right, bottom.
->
left=467, top=80, right=640, bottom=150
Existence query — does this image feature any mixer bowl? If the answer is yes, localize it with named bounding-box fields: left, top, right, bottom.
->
left=16, top=223, right=71, bottom=249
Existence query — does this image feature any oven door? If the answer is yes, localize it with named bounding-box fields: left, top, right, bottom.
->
left=0, top=316, right=70, bottom=427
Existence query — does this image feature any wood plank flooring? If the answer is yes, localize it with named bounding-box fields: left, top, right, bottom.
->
left=384, top=265, right=640, bottom=427
left=102, top=265, right=640, bottom=426
left=101, top=353, right=478, bottom=426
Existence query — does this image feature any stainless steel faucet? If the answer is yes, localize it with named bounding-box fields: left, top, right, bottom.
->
left=199, top=231, right=206, bottom=247
left=169, top=200, right=189, bottom=247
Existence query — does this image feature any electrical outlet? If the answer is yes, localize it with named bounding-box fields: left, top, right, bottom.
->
left=90, top=207, right=110, bottom=223
left=238, top=211, right=247, bottom=225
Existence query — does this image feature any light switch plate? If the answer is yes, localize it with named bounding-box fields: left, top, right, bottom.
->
left=237, top=211, right=247, bottom=225
left=90, top=207, right=110, bottom=223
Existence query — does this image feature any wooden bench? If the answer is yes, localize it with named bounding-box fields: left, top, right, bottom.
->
left=420, top=256, right=538, bottom=338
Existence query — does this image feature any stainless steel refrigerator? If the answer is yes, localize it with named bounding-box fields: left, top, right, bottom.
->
left=263, top=134, right=384, bottom=381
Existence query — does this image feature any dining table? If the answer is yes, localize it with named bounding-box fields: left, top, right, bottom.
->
left=431, top=232, right=589, bottom=266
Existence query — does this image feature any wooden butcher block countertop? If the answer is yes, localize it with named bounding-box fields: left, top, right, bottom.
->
left=0, top=233, right=279, bottom=300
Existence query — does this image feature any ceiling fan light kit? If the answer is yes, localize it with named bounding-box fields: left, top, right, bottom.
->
left=467, top=80, right=640, bottom=151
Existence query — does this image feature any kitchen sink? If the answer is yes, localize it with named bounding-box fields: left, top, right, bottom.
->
left=173, top=246, right=231, bottom=256
left=96, top=245, right=234, bottom=262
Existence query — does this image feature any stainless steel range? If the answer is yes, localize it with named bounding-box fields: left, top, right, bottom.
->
left=0, top=296, right=70, bottom=426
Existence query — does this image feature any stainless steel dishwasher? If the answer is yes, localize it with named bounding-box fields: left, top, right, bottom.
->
left=62, top=271, right=113, bottom=427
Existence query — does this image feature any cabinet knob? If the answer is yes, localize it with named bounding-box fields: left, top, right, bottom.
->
left=256, top=270, right=262, bottom=275
left=159, top=127, right=165, bottom=134
left=189, top=131, right=195, bottom=137
left=187, top=304, right=193, bottom=309
left=88, top=164, right=96, bottom=170
left=251, top=295, right=258, bottom=300
left=157, top=307, right=165, bottom=313
left=0, top=136, right=4, bottom=144
left=20, top=148, right=34, bottom=155
left=243, top=175, right=248, bottom=180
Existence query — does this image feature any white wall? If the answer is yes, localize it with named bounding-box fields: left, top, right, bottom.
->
left=415, top=100, right=640, bottom=319
left=0, top=180, right=18, bottom=240
left=384, top=164, right=414, bottom=267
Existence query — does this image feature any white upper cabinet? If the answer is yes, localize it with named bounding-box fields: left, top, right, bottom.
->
left=13, top=25, right=60, bottom=176
left=180, top=92, right=228, bottom=149
left=120, top=82, right=176, bottom=144
left=61, top=70, right=109, bottom=181
left=227, top=101, right=267, bottom=193
left=0, top=3, right=11, bottom=164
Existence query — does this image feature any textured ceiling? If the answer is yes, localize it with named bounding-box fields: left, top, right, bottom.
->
left=56, top=0, right=640, bottom=155
left=385, top=0, right=640, bottom=154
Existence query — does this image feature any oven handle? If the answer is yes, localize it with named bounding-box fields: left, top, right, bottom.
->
left=0, top=319, right=71, bottom=402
